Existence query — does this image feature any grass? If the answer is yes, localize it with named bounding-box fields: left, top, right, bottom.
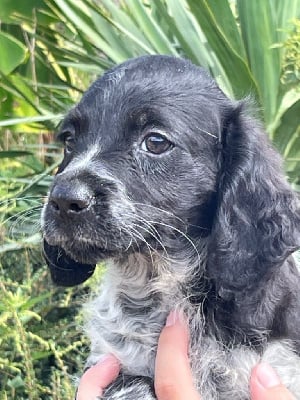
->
left=0, top=132, right=97, bottom=399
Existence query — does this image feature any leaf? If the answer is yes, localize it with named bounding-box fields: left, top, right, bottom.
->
left=155, top=0, right=211, bottom=66
left=0, top=32, right=27, bottom=75
left=0, top=234, right=41, bottom=254
left=237, top=0, right=281, bottom=124
left=1, top=73, right=52, bottom=121
left=20, top=310, right=42, bottom=323
left=0, top=114, right=63, bottom=127
left=52, top=0, right=125, bottom=63
left=57, top=61, right=103, bottom=74
left=0, top=151, right=33, bottom=158
left=20, top=293, right=51, bottom=311
left=17, top=159, right=60, bottom=197
left=273, top=98, right=300, bottom=158
left=202, top=0, right=246, bottom=57
left=186, top=0, right=259, bottom=100
left=275, top=0, right=300, bottom=44
left=128, top=0, right=178, bottom=55
left=7, top=375, right=25, bottom=389
left=31, top=350, right=53, bottom=361
left=100, top=0, right=154, bottom=52
left=0, top=0, right=48, bottom=22
left=80, top=2, right=133, bottom=60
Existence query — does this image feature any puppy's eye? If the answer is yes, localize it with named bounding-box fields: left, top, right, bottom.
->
left=64, top=136, right=75, bottom=154
left=141, top=133, right=173, bottom=155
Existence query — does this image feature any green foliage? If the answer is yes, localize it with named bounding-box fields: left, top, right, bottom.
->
left=0, top=131, right=87, bottom=399
left=0, top=31, right=27, bottom=75
left=1, top=0, right=299, bottom=180
left=0, top=259, right=87, bottom=400
left=0, top=1, right=300, bottom=398
left=281, top=19, right=300, bottom=85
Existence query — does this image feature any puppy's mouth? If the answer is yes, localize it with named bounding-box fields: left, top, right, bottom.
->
left=42, top=221, right=134, bottom=286
left=43, top=228, right=125, bottom=286
left=43, top=239, right=96, bottom=286
left=44, top=233, right=112, bottom=263
left=42, top=206, right=131, bottom=267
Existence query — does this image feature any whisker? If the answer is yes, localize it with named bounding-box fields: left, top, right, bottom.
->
left=124, top=225, right=156, bottom=265
left=198, top=128, right=218, bottom=139
left=130, top=222, right=171, bottom=262
left=3, top=205, right=42, bottom=225
left=0, top=195, right=46, bottom=207
left=132, top=203, right=209, bottom=231
left=119, top=225, right=140, bottom=252
left=7, top=207, right=42, bottom=240
left=121, top=213, right=170, bottom=260
left=120, top=212, right=200, bottom=265
left=147, top=220, right=201, bottom=264
left=132, top=203, right=186, bottom=225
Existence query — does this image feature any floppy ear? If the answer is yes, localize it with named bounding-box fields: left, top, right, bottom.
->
left=208, top=103, right=300, bottom=297
left=43, top=240, right=96, bottom=287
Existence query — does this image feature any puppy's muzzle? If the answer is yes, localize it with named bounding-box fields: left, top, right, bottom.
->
left=48, top=179, right=94, bottom=218
left=43, top=177, right=97, bottom=286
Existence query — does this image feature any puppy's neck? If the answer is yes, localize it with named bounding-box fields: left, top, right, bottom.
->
left=109, top=242, right=208, bottom=306
left=84, top=245, right=208, bottom=375
left=109, top=252, right=184, bottom=298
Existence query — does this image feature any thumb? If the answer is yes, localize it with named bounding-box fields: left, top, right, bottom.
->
left=76, top=355, right=120, bottom=400
left=250, top=363, right=295, bottom=400
left=154, top=310, right=200, bottom=400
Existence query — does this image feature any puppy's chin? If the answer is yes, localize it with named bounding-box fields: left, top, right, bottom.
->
left=43, top=240, right=96, bottom=287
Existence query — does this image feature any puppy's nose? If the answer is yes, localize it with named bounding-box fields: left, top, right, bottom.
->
left=49, top=184, right=92, bottom=215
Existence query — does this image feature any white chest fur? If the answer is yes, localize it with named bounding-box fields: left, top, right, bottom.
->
left=83, top=256, right=300, bottom=399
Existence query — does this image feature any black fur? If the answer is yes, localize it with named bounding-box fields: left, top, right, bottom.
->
left=42, top=55, right=300, bottom=397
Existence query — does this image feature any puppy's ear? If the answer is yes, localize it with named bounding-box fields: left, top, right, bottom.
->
left=208, top=103, right=300, bottom=297
left=43, top=240, right=96, bottom=287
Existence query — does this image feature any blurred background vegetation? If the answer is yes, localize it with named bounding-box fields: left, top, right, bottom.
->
left=0, top=0, right=299, bottom=398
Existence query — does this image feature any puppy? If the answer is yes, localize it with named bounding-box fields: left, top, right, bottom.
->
left=42, top=55, right=300, bottom=399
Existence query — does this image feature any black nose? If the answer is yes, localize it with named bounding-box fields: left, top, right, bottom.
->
left=49, top=183, right=92, bottom=215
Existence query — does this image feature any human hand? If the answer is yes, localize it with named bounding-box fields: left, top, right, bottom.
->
left=250, top=363, right=295, bottom=400
left=76, top=355, right=120, bottom=400
left=76, top=311, right=295, bottom=400
left=153, top=310, right=201, bottom=399
left=154, top=312, right=295, bottom=400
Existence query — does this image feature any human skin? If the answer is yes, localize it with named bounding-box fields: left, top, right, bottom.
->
left=76, top=311, right=295, bottom=400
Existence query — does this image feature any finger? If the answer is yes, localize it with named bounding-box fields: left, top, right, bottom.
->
left=250, top=363, right=295, bottom=400
left=76, top=355, right=120, bottom=400
left=154, top=311, right=201, bottom=400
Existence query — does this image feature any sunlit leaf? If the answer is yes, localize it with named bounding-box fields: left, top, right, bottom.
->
left=0, top=32, right=27, bottom=75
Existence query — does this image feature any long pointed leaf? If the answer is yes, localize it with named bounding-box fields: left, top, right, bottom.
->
left=158, top=0, right=210, bottom=66
left=0, top=32, right=28, bottom=75
left=98, top=0, right=155, bottom=52
left=187, top=0, right=259, bottom=100
left=237, top=0, right=281, bottom=124
left=0, top=114, right=63, bottom=127
left=273, top=98, right=300, bottom=157
left=129, top=0, right=178, bottom=55
left=52, top=0, right=124, bottom=63
left=70, top=0, right=132, bottom=60
left=203, top=0, right=246, bottom=58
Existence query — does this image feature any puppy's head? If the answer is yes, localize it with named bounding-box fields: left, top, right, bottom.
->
left=42, top=56, right=225, bottom=285
left=42, top=55, right=300, bottom=289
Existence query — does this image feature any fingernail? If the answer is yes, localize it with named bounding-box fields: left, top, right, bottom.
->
left=166, top=310, right=178, bottom=326
left=256, top=363, right=281, bottom=388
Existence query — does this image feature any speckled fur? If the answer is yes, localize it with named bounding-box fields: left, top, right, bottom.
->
left=42, top=55, right=300, bottom=399
left=84, top=253, right=300, bottom=399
